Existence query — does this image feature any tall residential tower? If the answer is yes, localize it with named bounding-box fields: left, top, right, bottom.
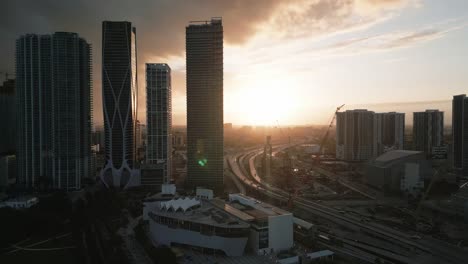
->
left=452, top=95, right=468, bottom=174
left=413, top=110, right=444, bottom=157
left=336, top=110, right=405, bottom=161
left=101, top=21, right=139, bottom=188
left=16, top=32, right=92, bottom=190
left=186, top=18, right=224, bottom=192
left=144, top=63, right=172, bottom=189
left=336, top=110, right=375, bottom=161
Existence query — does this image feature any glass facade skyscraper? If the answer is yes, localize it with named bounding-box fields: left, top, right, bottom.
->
left=16, top=32, right=92, bottom=190
left=101, top=21, right=138, bottom=188
left=185, top=18, right=224, bottom=192
left=144, top=63, right=172, bottom=189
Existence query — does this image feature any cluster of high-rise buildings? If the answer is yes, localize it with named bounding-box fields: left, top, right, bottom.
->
left=4, top=18, right=224, bottom=192
left=337, top=97, right=468, bottom=176
left=336, top=110, right=405, bottom=161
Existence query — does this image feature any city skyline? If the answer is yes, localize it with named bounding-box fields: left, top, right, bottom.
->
left=2, top=1, right=468, bottom=127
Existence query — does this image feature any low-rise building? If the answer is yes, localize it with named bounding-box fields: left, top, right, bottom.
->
left=228, top=193, right=294, bottom=254
left=366, top=150, right=431, bottom=196
left=146, top=197, right=250, bottom=256
left=143, top=192, right=295, bottom=257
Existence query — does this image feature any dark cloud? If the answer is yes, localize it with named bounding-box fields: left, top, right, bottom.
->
left=1, top=0, right=284, bottom=125
left=0, top=0, right=414, bottom=125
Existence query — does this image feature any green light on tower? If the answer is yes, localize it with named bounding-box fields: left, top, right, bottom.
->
left=198, top=158, right=208, bottom=167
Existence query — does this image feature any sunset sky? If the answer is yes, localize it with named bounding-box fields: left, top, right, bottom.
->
left=2, top=0, right=468, bottom=126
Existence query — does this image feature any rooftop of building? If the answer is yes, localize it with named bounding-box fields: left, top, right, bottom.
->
left=307, top=250, right=334, bottom=259
left=188, top=17, right=222, bottom=26
left=371, top=150, right=424, bottom=166
left=228, top=193, right=291, bottom=220
left=150, top=197, right=249, bottom=229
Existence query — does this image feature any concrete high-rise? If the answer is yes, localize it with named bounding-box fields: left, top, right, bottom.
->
left=101, top=21, right=139, bottom=188
left=0, top=79, right=16, bottom=155
left=186, top=18, right=224, bottom=192
left=16, top=32, right=92, bottom=190
left=144, top=63, right=172, bottom=189
left=413, top=110, right=444, bottom=156
left=373, top=112, right=405, bottom=156
left=452, top=95, right=468, bottom=173
left=336, top=110, right=375, bottom=161
left=336, top=110, right=404, bottom=161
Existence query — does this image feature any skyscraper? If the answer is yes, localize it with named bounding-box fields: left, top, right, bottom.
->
left=16, top=32, right=92, bottom=190
left=452, top=95, right=468, bottom=173
left=144, top=63, right=172, bottom=188
left=186, top=18, right=224, bottom=192
left=0, top=79, right=16, bottom=155
left=413, top=110, right=444, bottom=156
left=101, top=21, right=138, bottom=188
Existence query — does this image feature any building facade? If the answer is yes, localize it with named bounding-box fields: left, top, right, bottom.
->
left=337, top=110, right=405, bottom=161
left=143, top=193, right=294, bottom=256
left=186, top=18, right=224, bottom=192
left=413, top=110, right=444, bottom=157
left=144, top=63, right=172, bottom=189
left=101, top=21, right=139, bottom=188
left=16, top=32, right=92, bottom=190
left=0, top=79, right=16, bottom=156
left=373, top=112, right=405, bottom=156
left=453, top=95, right=468, bottom=174
left=145, top=197, right=250, bottom=256
left=366, top=150, right=430, bottom=196
left=336, top=110, right=375, bottom=161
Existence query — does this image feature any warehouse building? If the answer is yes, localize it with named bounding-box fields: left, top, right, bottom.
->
left=366, top=150, right=432, bottom=196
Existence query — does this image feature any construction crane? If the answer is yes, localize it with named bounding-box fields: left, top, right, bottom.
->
left=318, top=104, right=345, bottom=155
left=276, top=120, right=291, bottom=145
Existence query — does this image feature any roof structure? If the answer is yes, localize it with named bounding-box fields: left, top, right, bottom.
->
left=293, top=217, right=314, bottom=230
left=370, top=150, right=424, bottom=168
left=375, top=150, right=422, bottom=163
left=160, top=197, right=200, bottom=212
left=151, top=198, right=250, bottom=229
left=307, top=250, right=334, bottom=259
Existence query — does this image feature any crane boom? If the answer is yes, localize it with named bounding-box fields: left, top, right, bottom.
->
left=319, top=104, right=345, bottom=154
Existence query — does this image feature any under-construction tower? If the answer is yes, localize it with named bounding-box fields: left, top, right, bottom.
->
left=262, top=136, right=273, bottom=182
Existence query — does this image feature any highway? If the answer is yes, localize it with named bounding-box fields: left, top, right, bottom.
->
left=227, top=148, right=468, bottom=264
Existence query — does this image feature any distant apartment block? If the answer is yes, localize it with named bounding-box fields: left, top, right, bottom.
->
left=373, top=112, right=405, bottom=155
left=413, top=110, right=444, bottom=157
left=172, top=131, right=186, bottom=149
left=16, top=32, right=92, bottom=190
left=143, top=63, right=172, bottom=189
left=336, top=110, right=374, bottom=161
left=453, top=95, right=468, bottom=174
left=336, top=110, right=405, bottom=161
